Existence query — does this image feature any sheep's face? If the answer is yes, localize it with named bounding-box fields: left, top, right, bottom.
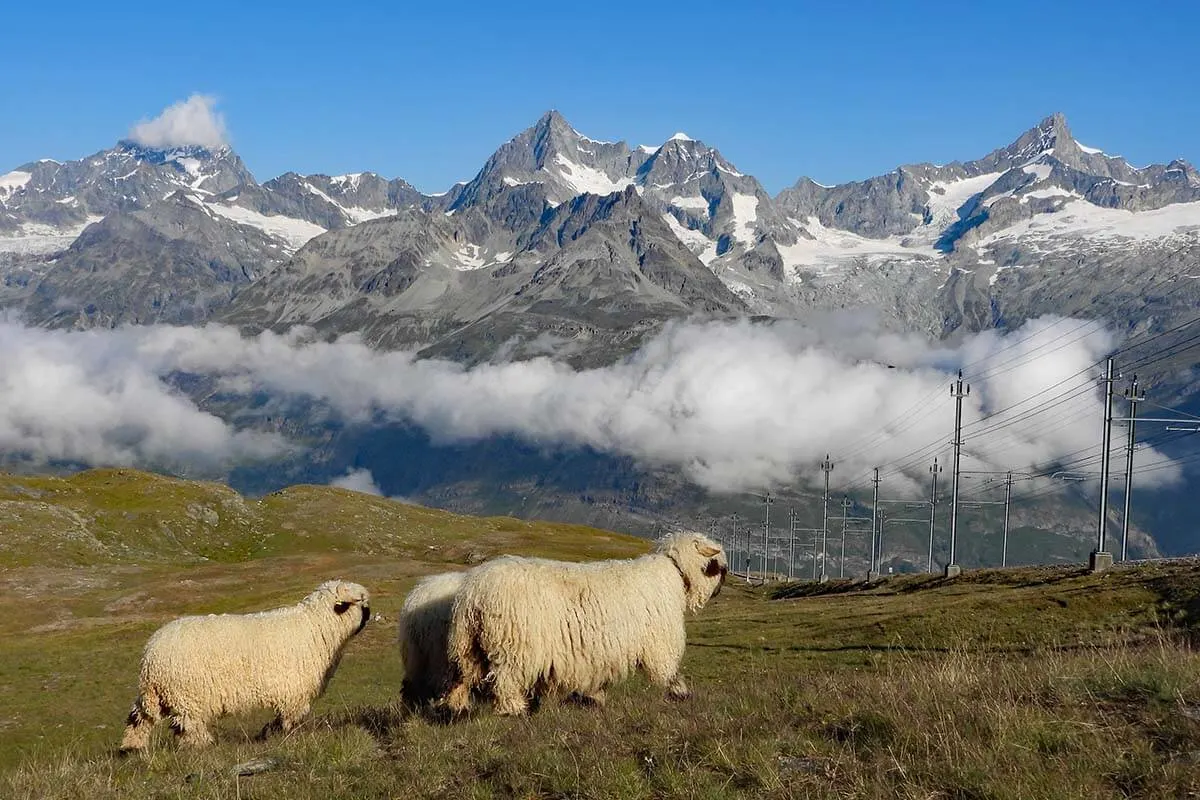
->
left=659, top=532, right=727, bottom=612
left=315, top=580, right=372, bottom=635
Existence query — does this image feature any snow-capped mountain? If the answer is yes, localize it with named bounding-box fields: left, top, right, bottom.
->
left=0, top=137, right=430, bottom=324
left=0, top=142, right=250, bottom=237
left=2, top=109, right=1198, bottom=363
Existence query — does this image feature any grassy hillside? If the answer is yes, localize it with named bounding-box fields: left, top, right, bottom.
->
left=1, top=469, right=1200, bottom=798
left=0, top=468, right=646, bottom=567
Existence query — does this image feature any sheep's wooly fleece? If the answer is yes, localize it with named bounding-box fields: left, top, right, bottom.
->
left=119, top=580, right=371, bottom=751
left=446, top=531, right=727, bottom=715
left=397, top=571, right=465, bottom=705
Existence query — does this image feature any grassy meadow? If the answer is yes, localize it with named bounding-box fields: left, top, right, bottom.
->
left=2, top=469, right=1199, bottom=798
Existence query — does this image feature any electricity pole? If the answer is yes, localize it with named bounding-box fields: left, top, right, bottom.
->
left=762, top=493, right=773, bottom=581
left=928, top=458, right=941, bottom=573
left=948, top=371, right=970, bottom=578
left=870, top=468, right=881, bottom=579
left=788, top=507, right=796, bottom=581
left=1121, top=376, right=1144, bottom=563
left=1001, top=471, right=1013, bottom=568
left=1092, top=357, right=1117, bottom=573
left=840, top=496, right=851, bottom=579
left=820, top=455, right=834, bottom=582
left=733, top=512, right=748, bottom=581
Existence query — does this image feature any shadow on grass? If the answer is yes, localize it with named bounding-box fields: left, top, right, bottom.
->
left=770, top=565, right=1103, bottom=601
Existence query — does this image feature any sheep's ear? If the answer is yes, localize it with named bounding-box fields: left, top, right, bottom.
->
left=332, top=582, right=365, bottom=604
left=695, top=542, right=721, bottom=558
left=334, top=601, right=353, bottom=615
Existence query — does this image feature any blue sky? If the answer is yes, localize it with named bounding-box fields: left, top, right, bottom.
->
left=2, top=0, right=1196, bottom=194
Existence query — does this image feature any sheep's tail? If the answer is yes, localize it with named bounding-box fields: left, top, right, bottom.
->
left=119, top=686, right=163, bottom=753
left=445, top=602, right=486, bottom=714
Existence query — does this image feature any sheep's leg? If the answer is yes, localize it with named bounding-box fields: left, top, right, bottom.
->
left=172, top=715, right=214, bottom=748
left=446, top=632, right=486, bottom=714
left=641, top=652, right=691, bottom=701
left=258, top=702, right=310, bottom=740
left=665, top=676, right=692, bottom=701
left=567, top=689, right=606, bottom=708
left=491, top=668, right=530, bottom=717
left=118, top=691, right=161, bottom=753
left=279, top=703, right=311, bottom=733
left=445, top=680, right=473, bottom=714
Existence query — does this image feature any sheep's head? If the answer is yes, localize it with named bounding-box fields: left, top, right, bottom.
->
left=658, top=532, right=728, bottom=612
left=311, top=580, right=372, bottom=635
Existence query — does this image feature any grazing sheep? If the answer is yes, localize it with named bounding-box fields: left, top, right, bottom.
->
left=445, top=531, right=727, bottom=716
left=119, top=580, right=371, bottom=751
left=397, top=571, right=464, bottom=706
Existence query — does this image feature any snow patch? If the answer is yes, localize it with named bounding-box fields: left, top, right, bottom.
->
left=729, top=193, right=760, bottom=245
left=451, top=243, right=487, bottom=270
left=662, top=213, right=718, bottom=265
left=1023, top=187, right=1075, bottom=201
left=174, top=157, right=202, bottom=177
left=775, top=215, right=939, bottom=276
left=637, top=144, right=659, bottom=155
left=717, top=161, right=745, bottom=178
left=550, top=153, right=633, bottom=196
left=1023, top=162, right=1053, bottom=182
left=670, top=195, right=711, bottom=213
left=924, top=172, right=1002, bottom=229
left=330, top=173, right=365, bottom=191
left=669, top=132, right=693, bottom=142
left=0, top=170, right=33, bottom=197
left=720, top=276, right=757, bottom=299
left=0, top=216, right=104, bottom=256
left=979, top=200, right=1200, bottom=252
left=206, top=203, right=326, bottom=252
left=1077, top=142, right=1104, bottom=155
left=342, top=206, right=395, bottom=224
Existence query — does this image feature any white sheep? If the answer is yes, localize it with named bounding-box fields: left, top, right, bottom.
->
left=445, top=531, right=727, bottom=716
left=397, top=571, right=464, bottom=706
left=119, top=579, right=371, bottom=751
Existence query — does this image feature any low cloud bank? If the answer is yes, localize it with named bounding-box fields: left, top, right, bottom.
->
left=0, top=315, right=1178, bottom=495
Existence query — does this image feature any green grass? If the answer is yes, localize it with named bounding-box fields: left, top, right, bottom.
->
left=3, top=469, right=1200, bottom=797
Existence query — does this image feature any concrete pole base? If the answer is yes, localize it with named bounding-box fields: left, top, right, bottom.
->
left=818, top=573, right=829, bottom=584
left=866, top=571, right=881, bottom=581
left=944, top=564, right=962, bottom=578
left=1089, top=551, right=1114, bottom=573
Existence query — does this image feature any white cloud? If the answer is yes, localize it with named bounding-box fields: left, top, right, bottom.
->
left=330, top=467, right=383, bottom=496
left=128, top=316, right=1181, bottom=496
left=0, top=322, right=282, bottom=470
left=128, top=94, right=229, bottom=150
left=0, top=317, right=1181, bottom=499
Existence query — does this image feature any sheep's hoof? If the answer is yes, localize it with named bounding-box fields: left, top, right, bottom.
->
left=566, top=692, right=606, bottom=708
left=666, top=682, right=692, bottom=701
left=494, top=696, right=530, bottom=716
left=446, top=685, right=473, bottom=715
